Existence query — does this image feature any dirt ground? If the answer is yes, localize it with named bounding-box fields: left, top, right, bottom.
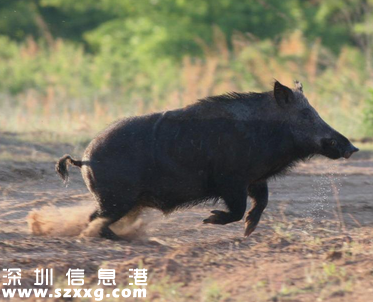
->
left=0, top=132, right=373, bottom=302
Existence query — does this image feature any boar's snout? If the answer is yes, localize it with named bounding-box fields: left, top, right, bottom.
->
left=343, top=144, right=359, bottom=159
left=320, top=133, right=359, bottom=160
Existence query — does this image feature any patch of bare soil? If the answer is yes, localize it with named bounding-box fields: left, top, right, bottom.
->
left=0, top=132, right=372, bottom=301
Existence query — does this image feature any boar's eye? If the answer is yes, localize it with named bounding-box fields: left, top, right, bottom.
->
left=331, top=139, right=337, bottom=146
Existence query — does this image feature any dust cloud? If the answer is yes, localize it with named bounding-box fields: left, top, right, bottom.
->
left=27, top=204, right=148, bottom=240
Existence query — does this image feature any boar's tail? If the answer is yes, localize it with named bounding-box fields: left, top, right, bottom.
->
left=55, top=154, right=82, bottom=183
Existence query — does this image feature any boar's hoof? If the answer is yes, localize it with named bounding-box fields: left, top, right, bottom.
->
left=100, top=227, right=120, bottom=241
left=203, top=210, right=234, bottom=225
left=244, top=220, right=258, bottom=237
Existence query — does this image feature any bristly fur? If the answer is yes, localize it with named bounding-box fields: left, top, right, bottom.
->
left=266, top=153, right=316, bottom=181
left=198, top=91, right=269, bottom=104
left=165, top=196, right=221, bottom=213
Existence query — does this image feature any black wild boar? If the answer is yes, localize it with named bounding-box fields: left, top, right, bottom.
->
left=56, top=81, right=359, bottom=239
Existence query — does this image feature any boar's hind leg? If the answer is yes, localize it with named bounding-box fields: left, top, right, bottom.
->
left=93, top=191, right=138, bottom=240
left=203, top=183, right=247, bottom=225
left=89, top=210, right=100, bottom=222
left=245, top=182, right=268, bottom=237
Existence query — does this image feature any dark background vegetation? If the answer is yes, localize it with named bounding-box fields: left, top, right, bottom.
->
left=0, top=0, right=372, bottom=137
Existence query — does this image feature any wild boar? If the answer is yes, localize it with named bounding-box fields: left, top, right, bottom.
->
left=56, top=81, right=359, bottom=239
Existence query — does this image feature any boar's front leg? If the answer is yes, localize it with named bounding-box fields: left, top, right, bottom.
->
left=203, top=182, right=247, bottom=225
left=244, top=182, right=268, bottom=237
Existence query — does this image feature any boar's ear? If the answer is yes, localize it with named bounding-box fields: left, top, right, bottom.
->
left=273, top=80, right=295, bottom=108
left=294, top=80, right=303, bottom=93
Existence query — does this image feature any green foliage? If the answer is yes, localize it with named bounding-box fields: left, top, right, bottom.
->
left=0, top=0, right=363, bottom=60
left=0, top=1, right=37, bottom=40
left=0, top=0, right=372, bottom=137
left=1, top=0, right=373, bottom=64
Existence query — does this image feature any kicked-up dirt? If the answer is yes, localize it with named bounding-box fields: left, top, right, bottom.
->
left=0, top=132, right=372, bottom=302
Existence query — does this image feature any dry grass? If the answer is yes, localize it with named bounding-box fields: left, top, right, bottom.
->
left=1, top=31, right=370, bottom=138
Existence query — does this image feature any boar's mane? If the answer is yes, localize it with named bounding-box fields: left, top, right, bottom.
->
left=198, top=91, right=267, bottom=103
left=175, top=91, right=274, bottom=121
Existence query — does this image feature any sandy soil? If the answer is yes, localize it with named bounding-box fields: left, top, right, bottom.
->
left=0, top=132, right=372, bottom=302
